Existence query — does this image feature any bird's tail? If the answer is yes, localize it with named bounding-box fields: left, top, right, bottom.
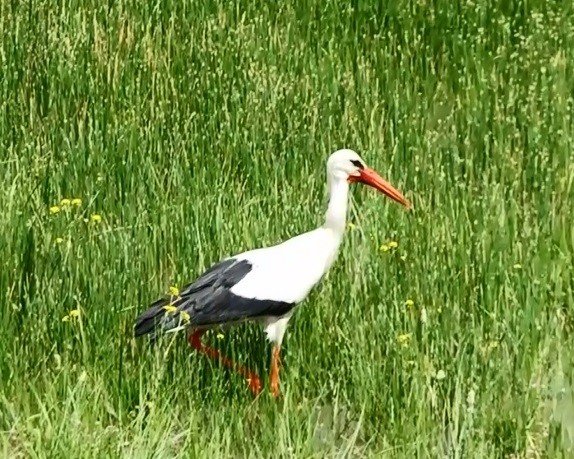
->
left=134, top=298, right=189, bottom=337
left=134, top=299, right=167, bottom=337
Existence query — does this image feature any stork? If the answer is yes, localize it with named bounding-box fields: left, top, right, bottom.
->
left=134, top=149, right=410, bottom=397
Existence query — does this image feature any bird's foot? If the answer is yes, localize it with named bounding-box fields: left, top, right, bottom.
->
left=270, top=379, right=280, bottom=398
left=247, top=375, right=262, bottom=396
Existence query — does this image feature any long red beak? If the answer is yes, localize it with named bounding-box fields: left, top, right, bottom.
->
left=350, top=167, right=411, bottom=209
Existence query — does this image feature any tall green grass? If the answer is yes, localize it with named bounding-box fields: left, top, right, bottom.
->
left=1, top=0, right=573, bottom=456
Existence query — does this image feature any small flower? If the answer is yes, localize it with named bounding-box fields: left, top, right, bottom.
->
left=71, top=198, right=82, bottom=206
left=434, top=369, right=447, bottom=380
left=168, top=286, right=180, bottom=297
left=388, top=240, right=398, bottom=248
left=90, top=214, right=102, bottom=223
left=405, top=299, right=414, bottom=308
left=163, top=304, right=177, bottom=313
left=347, top=222, right=356, bottom=230
left=60, top=198, right=71, bottom=207
left=55, top=237, right=64, bottom=244
left=513, top=263, right=522, bottom=269
left=62, top=308, right=81, bottom=322
left=380, top=244, right=390, bottom=252
left=216, top=333, right=225, bottom=339
left=49, top=205, right=61, bottom=214
left=180, top=311, right=191, bottom=323
left=397, top=333, right=412, bottom=346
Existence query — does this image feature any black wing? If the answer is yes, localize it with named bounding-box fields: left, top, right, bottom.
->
left=134, top=258, right=293, bottom=337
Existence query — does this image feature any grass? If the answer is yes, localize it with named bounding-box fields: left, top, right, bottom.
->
left=1, top=0, right=573, bottom=456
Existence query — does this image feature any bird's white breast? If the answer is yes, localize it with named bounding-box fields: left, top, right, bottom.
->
left=229, top=228, right=342, bottom=304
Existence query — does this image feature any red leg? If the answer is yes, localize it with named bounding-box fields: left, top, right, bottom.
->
left=270, top=345, right=281, bottom=398
left=188, top=330, right=262, bottom=396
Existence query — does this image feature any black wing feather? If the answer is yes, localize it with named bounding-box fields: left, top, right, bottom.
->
left=134, top=258, right=293, bottom=337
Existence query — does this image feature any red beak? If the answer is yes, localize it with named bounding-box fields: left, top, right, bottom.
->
left=349, top=167, right=411, bottom=209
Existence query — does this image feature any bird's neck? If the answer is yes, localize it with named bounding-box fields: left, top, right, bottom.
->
left=323, top=176, right=349, bottom=235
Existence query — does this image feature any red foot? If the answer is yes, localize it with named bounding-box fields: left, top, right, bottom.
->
left=247, top=375, right=262, bottom=396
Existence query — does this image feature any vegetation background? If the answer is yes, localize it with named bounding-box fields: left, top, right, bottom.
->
left=1, top=0, right=573, bottom=456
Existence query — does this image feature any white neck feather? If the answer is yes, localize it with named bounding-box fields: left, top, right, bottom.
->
left=323, top=175, right=349, bottom=235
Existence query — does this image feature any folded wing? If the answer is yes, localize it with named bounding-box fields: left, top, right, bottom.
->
left=134, top=258, right=294, bottom=337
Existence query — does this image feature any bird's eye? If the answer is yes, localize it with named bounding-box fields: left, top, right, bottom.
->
left=350, top=160, right=364, bottom=169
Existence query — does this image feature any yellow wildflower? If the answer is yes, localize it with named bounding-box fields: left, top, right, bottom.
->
left=55, top=237, right=64, bottom=244
left=380, top=244, right=390, bottom=252
left=49, top=206, right=61, bottom=214
left=163, top=304, right=177, bottom=313
left=180, top=311, right=191, bottom=323
left=405, top=299, right=414, bottom=308
left=71, top=198, right=82, bottom=206
left=397, top=333, right=412, bottom=346
left=169, top=286, right=180, bottom=297
left=347, top=222, right=356, bottom=230
left=60, top=198, right=71, bottom=207
left=90, top=214, right=102, bottom=223
left=62, top=308, right=80, bottom=322
left=216, top=333, right=225, bottom=339
left=388, top=241, right=398, bottom=248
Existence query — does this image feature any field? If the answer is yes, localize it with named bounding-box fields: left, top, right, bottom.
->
left=1, top=0, right=573, bottom=457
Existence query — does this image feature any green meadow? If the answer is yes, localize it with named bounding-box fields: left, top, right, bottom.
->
left=1, top=0, right=573, bottom=456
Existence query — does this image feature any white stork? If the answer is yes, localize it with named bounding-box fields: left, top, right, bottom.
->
left=135, top=149, right=410, bottom=397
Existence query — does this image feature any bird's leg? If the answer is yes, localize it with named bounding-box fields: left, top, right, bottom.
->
left=188, top=330, right=262, bottom=396
left=269, top=345, right=281, bottom=398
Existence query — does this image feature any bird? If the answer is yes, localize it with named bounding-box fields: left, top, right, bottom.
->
left=134, top=149, right=410, bottom=397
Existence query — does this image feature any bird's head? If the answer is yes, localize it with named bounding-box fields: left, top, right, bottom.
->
left=327, top=149, right=411, bottom=209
